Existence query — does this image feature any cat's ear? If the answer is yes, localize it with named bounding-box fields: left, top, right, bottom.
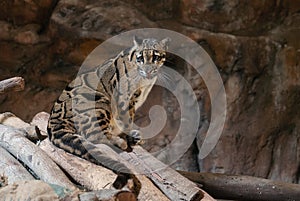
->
left=160, top=37, right=171, bottom=50
left=133, top=36, right=143, bottom=47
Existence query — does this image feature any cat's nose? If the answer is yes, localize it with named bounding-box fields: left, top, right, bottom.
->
left=146, top=73, right=153, bottom=79
left=144, top=69, right=152, bottom=78
left=146, top=70, right=157, bottom=79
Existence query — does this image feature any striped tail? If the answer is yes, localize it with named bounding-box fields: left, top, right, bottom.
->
left=48, top=128, right=134, bottom=189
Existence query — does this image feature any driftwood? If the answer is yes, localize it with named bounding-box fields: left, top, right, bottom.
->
left=0, top=180, right=61, bottom=201
left=79, top=189, right=138, bottom=201
left=40, top=137, right=170, bottom=200
left=178, top=171, right=300, bottom=201
left=0, top=112, right=47, bottom=142
left=79, top=189, right=137, bottom=201
left=39, top=138, right=120, bottom=191
left=0, top=124, right=75, bottom=190
left=0, top=146, right=34, bottom=184
left=30, top=111, right=50, bottom=138
left=120, top=146, right=211, bottom=201
left=95, top=144, right=180, bottom=201
left=0, top=113, right=173, bottom=200
left=30, top=113, right=171, bottom=200
left=93, top=143, right=212, bottom=201
left=0, top=77, right=24, bottom=93
left=0, top=179, right=135, bottom=201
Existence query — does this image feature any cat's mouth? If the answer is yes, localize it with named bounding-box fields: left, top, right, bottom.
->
left=138, top=66, right=158, bottom=79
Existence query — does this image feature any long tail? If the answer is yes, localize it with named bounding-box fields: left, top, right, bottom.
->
left=48, top=128, right=133, bottom=189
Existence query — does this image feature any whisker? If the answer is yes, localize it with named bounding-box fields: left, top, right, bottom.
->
left=157, top=69, right=177, bottom=91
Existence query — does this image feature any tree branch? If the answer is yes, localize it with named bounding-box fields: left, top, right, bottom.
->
left=0, top=112, right=47, bottom=142
left=0, top=124, right=75, bottom=190
left=0, top=146, right=34, bottom=185
left=178, top=171, right=300, bottom=201
left=0, top=112, right=217, bottom=200
left=79, top=189, right=137, bottom=201
left=40, top=139, right=170, bottom=200
left=120, top=146, right=215, bottom=201
left=0, top=77, right=25, bottom=93
left=39, top=139, right=119, bottom=190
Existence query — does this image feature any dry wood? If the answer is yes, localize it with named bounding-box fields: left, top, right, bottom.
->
left=136, top=173, right=171, bottom=201
left=0, top=180, right=61, bottom=201
left=79, top=189, right=136, bottom=201
left=0, top=77, right=25, bottom=93
left=0, top=110, right=296, bottom=201
left=121, top=146, right=216, bottom=201
left=0, top=112, right=47, bottom=141
left=30, top=111, right=50, bottom=138
left=0, top=112, right=30, bottom=128
left=0, top=111, right=215, bottom=200
left=178, top=171, right=300, bottom=201
left=30, top=111, right=213, bottom=201
left=0, top=124, right=75, bottom=190
left=32, top=113, right=170, bottom=200
left=95, top=144, right=171, bottom=201
left=39, top=139, right=118, bottom=190
left=89, top=144, right=205, bottom=200
left=40, top=139, right=170, bottom=201
left=0, top=146, right=34, bottom=184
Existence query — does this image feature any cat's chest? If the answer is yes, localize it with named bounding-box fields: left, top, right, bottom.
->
left=134, top=78, right=156, bottom=109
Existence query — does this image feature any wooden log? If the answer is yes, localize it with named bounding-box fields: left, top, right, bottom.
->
left=0, top=146, right=34, bottom=184
left=6, top=111, right=213, bottom=200
left=0, top=112, right=30, bottom=128
left=0, top=77, right=25, bottom=93
left=40, top=139, right=170, bottom=200
left=31, top=113, right=169, bottom=200
left=79, top=189, right=137, bottom=201
left=30, top=112, right=214, bottom=201
left=39, top=139, right=118, bottom=190
left=93, top=143, right=205, bottom=200
left=95, top=144, right=172, bottom=201
left=178, top=171, right=300, bottom=201
left=0, top=124, right=75, bottom=190
left=136, top=172, right=171, bottom=201
left=30, top=111, right=50, bottom=138
left=120, top=146, right=215, bottom=201
left=0, top=112, right=47, bottom=141
left=0, top=180, right=61, bottom=201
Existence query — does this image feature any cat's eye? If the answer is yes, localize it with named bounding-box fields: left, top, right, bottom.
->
left=153, top=51, right=161, bottom=62
left=153, top=54, right=160, bottom=62
left=136, top=54, right=144, bottom=63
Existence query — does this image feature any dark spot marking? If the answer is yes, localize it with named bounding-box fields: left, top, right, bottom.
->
left=98, top=120, right=108, bottom=126
left=65, top=85, right=74, bottom=91
left=119, top=101, right=125, bottom=108
left=81, top=93, right=95, bottom=101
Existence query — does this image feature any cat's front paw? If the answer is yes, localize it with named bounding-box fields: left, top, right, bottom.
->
left=127, top=130, right=144, bottom=146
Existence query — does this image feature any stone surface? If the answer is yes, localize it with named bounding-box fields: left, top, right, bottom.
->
left=179, top=0, right=299, bottom=35
left=0, top=0, right=58, bottom=26
left=122, top=0, right=177, bottom=20
left=49, top=0, right=156, bottom=40
left=0, top=0, right=299, bottom=185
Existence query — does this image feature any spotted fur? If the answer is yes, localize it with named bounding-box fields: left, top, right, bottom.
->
left=47, top=37, right=169, bottom=189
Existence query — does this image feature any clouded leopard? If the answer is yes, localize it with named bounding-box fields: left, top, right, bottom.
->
left=47, top=37, right=169, bottom=189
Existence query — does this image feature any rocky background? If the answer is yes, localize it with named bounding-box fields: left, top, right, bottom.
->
left=0, top=0, right=299, bottom=184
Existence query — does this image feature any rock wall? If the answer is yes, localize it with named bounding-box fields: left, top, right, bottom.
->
left=0, top=0, right=299, bottom=183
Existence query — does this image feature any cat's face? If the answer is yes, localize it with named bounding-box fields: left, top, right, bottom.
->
left=133, top=37, right=169, bottom=79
